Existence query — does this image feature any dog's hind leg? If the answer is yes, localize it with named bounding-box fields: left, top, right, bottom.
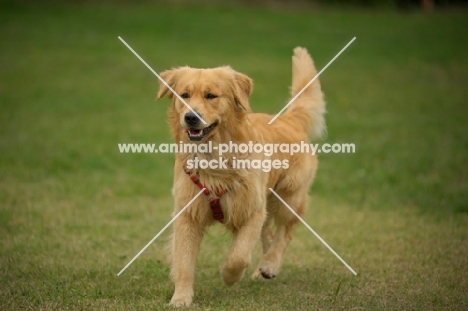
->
left=256, top=191, right=308, bottom=279
left=251, top=215, right=274, bottom=279
left=259, top=215, right=274, bottom=254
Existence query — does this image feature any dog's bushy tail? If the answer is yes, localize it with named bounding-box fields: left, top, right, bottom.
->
left=286, top=47, right=326, bottom=139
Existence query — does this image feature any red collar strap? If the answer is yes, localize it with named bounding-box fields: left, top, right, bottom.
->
left=183, top=167, right=227, bottom=222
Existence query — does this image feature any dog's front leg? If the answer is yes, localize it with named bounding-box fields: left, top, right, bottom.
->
left=169, top=215, right=204, bottom=307
left=221, top=209, right=265, bottom=285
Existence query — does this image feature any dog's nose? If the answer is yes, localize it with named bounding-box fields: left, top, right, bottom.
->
left=184, top=111, right=202, bottom=127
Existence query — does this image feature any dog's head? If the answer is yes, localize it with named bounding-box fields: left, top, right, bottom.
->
left=156, top=66, right=253, bottom=142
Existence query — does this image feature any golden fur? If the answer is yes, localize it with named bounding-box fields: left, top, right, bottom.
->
left=157, top=47, right=326, bottom=307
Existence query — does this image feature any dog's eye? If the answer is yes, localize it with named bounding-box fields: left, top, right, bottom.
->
left=181, top=92, right=190, bottom=99
left=205, top=93, right=218, bottom=100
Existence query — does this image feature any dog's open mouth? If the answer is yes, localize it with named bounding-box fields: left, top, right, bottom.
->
left=183, top=122, right=218, bottom=141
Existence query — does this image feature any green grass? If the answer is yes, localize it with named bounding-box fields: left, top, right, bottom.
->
left=1, top=1, right=468, bottom=310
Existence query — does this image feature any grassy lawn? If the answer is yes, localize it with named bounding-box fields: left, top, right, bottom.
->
left=1, top=1, right=467, bottom=310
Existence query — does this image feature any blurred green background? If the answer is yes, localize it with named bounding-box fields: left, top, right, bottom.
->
left=1, top=1, right=467, bottom=310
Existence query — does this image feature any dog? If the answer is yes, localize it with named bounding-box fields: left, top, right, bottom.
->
left=156, top=47, right=326, bottom=307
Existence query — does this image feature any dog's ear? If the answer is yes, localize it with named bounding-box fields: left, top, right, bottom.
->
left=156, top=70, right=176, bottom=100
left=233, top=72, right=253, bottom=112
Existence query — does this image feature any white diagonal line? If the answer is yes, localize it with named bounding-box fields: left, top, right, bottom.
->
left=118, top=36, right=207, bottom=125
left=117, top=188, right=205, bottom=276
left=268, top=37, right=356, bottom=124
left=268, top=188, right=357, bottom=275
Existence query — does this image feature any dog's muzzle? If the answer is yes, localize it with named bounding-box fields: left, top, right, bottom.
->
left=183, top=111, right=218, bottom=141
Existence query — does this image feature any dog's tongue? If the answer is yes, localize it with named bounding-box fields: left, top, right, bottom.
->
left=182, top=128, right=203, bottom=137
left=189, top=129, right=203, bottom=136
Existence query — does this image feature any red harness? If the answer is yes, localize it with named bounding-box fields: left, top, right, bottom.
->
left=183, top=167, right=227, bottom=222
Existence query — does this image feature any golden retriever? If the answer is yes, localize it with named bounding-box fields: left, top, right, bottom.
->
left=157, top=47, right=325, bottom=307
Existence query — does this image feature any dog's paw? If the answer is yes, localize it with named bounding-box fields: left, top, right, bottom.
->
left=221, top=265, right=245, bottom=286
left=258, top=258, right=281, bottom=279
left=257, top=253, right=282, bottom=280
left=259, top=267, right=277, bottom=279
left=251, top=267, right=277, bottom=280
left=169, top=295, right=192, bottom=308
